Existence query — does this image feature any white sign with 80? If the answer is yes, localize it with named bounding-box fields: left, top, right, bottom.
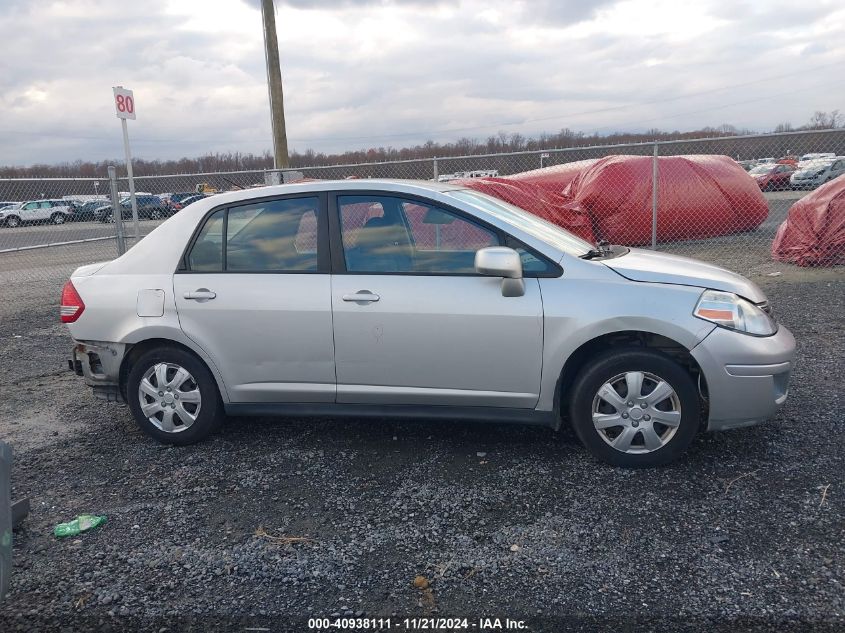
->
left=113, top=86, right=136, bottom=120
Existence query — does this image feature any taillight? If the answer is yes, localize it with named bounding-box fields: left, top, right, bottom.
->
left=60, top=280, right=85, bottom=323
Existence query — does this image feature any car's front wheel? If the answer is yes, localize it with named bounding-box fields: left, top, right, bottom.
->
left=126, top=347, right=224, bottom=445
left=4, top=215, right=20, bottom=228
left=569, top=348, right=700, bottom=468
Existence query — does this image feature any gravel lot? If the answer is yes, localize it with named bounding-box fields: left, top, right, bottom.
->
left=0, top=209, right=843, bottom=631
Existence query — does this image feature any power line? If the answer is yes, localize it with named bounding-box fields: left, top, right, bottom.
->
left=0, top=61, right=840, bottom=147
left=586, top=78, right=845, bottom=134
left=282, top=60, right=843, bottom=143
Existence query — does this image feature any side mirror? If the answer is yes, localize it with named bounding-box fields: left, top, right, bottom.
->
left=474, top=247, right=525, bottom=297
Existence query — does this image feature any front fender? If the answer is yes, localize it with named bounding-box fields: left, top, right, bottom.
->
left=536, top=277, right=715, bottom=412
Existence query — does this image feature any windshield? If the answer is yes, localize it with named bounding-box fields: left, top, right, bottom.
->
left=447, top=189, right=593, bottom=257
left=797, top=160, right=831, bottom=171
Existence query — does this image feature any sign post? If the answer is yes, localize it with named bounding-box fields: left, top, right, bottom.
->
left=112, top=86, right=140, bottom=240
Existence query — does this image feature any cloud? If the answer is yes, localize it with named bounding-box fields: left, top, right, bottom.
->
left=516, top=0, right=618, bottom=25
left=0, top=0, right=843, bottom=165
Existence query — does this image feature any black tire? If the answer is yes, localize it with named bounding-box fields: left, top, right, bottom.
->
left=568, top=348, right=700, bottom=468
left=126, top=347, right=224, bottom=445
left=4, top=215, right=20, bottom=228
left=149, top=208, right=162, bottom=220
left=100, top=212, right=113, bottom=223
left=51, top=212, right=65, bottom=225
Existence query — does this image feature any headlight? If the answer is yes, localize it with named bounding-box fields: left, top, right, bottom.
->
left=694, top=290, right=777, bottom=336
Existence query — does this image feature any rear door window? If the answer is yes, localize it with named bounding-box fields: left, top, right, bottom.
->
left=185, top=197, right=321, bottom=273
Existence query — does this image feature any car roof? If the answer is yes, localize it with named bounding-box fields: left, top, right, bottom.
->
left=188, top=179, right=466, bottom=207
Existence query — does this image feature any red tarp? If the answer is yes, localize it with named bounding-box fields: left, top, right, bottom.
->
left=455, top=155, right=769, bottom=246
left=772, top=174, right=845, bottom=267
left=505, top=159, right=597, bottom=196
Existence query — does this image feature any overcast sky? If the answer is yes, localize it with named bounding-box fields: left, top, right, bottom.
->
left=0, top=0, right=843, bottom=166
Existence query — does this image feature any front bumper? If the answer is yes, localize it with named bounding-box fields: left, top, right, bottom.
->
left=691, top=324, right=795, bottom=431
left=790, top=178, right=822, bottom=189
left=69, top=340, right=127, bottom=402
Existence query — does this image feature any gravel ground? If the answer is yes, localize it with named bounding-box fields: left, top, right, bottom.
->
left=0, top=248, right=843, bottom=631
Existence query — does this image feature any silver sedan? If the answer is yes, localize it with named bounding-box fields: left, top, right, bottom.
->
left=63, top=180, right=795, bottom=467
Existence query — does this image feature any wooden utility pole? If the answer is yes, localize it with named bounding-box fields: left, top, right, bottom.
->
left=261, top=0, right=290, bottom=168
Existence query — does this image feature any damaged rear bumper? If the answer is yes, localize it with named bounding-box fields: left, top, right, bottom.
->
left=68, top=341, right=127, bottom=403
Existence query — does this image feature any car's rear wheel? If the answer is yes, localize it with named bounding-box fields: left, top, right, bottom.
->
left=51, top=212, right=65, bottom=225
left=4, top=216, right=20, bottom=228
left=149, top=208, right=162, bottom=220
left=569, top=348, right=700, bottom=468
left=126, top=347, right=224, bottom=445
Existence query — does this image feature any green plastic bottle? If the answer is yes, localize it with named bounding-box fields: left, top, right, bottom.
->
left=54, top=515, right=107, bottom=538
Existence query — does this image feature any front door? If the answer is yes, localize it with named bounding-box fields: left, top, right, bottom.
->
left=174, top=193, right=336, bottom=403
left=329, top=193, right=544, bottom=408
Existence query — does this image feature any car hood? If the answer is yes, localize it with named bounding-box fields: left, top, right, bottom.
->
left=601, top=248, right=767, bottom=303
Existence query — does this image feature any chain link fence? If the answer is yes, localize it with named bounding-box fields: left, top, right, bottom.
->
left=1, top=129, right=843, bottom=298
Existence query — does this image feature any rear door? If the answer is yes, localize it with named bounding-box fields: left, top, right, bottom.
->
left=174, top=193, right=336, bottom=403
left=328, top=192, right=545, bottom=408
left=20, top=201, right=49, bottom=222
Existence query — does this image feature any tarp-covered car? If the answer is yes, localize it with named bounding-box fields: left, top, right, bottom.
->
left=559, top=154, right=769, bottom=245
left=772, top=174, right=845, bottom=267
left=458, top=155, right=769, bottom=246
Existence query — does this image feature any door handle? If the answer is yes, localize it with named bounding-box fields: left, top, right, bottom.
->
left=183, top=288, right=216, bottom=301
left=342, top=290, right=380, bottom=303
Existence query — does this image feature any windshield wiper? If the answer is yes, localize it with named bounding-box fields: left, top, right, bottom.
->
left=581, top=239, right=613, bottom=259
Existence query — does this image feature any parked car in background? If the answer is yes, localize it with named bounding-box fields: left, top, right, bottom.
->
left=159, top=192, right=205, bottom=213
left=790, top=157, right=845, bottom=190
left=63, top=200, right=87, bottom=219
left=0, top=199, right=75, bottom=227
left=93, top=195, right=170, bottom=222
left=0, top=202, right=16, bottom=210
left=169, top=194, right=207, bottom=212
left=748, top=163, right=795, bottom=191
left=63, top=179, right=794, bottom=468
left=799, top=152, right=835, bottom=163
left=74, top=200, right=110, bottom=221
left=756, top=157, right=776, bottom=165
left=438, top=170, right=499, bottom=182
